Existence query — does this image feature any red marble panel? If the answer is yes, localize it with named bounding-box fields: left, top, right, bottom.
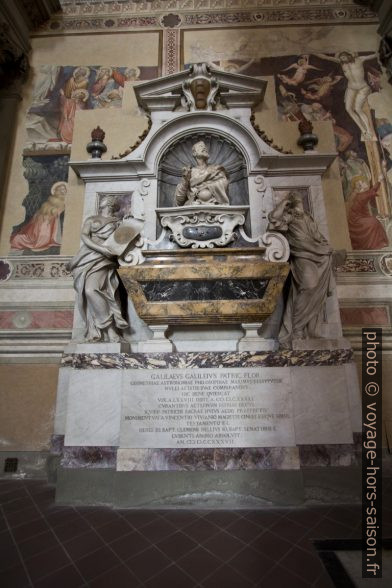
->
left=0, top=310, right=73, bottom=329
left=340, top=306, right=390, bottom=326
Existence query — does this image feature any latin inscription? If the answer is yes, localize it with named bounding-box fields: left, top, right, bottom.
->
left=120, top=368, right=294, bottom=448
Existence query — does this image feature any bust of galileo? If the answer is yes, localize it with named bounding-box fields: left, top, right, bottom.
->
left=175, top=141, right=230, bottom=206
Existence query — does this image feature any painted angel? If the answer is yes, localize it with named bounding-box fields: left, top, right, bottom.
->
left=300, top=74, right=343, bottom=100
left=277, top=55, right=321, bottom=87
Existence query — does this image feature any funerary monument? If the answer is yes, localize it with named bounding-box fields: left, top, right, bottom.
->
left=52, top=64, right=361, bottom=507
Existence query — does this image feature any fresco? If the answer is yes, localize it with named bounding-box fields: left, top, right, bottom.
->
left=10, top=156, right=69, bottom=256
left=24, top=64, right=155, bottom=153
left=17, top=54, right=392, bottom=254
left=273, top=52, right=391, bottom=251
left=205, top=53, right=392, bottom=251
left=10, top=63, right=157, bottom=255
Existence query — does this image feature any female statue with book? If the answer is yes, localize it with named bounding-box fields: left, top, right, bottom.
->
left=68, top=195, right=142, bottom=342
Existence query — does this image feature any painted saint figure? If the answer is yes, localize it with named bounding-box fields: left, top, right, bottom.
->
left=31, top=65, right=60, bottom=106
left=58, top=66, right=90, bottom=144
left=91, top=67, right=114, bottom=107
left=268, top=192, right=333, bottom=348
left=340, top=150, right=372, bottom=201
left=175, top=141, right=230, bottom=206
left=378, top=122, right=392, bottom=191
left=68, top=196, right=137, bottom=342
left=112, top=66, right=141, bottom=86
left=10, top=181, right=67, bottom=253
left=347, top=178, right=389, bottom=250
left=315, top=52, right=377, bottom=140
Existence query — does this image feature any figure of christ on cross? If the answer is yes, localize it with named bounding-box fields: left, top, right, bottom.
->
left=315, top=51, right=378, bottom=141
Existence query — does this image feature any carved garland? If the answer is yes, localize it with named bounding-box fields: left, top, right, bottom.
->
left=112, top=115, right=152, bottom=160
left=250, top=112, right=292, bottom=155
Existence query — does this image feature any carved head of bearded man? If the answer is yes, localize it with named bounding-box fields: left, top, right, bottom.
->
left=192, top=141, right=209, bottom=161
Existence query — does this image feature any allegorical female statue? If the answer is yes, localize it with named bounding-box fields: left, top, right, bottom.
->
left=268, top=191, right=333, bottom=348
left=68, top=195, right=142, bottom=342
left=175, top=140, right=230, bottom=206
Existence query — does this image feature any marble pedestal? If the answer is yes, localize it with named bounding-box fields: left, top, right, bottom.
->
left=238, top=323, right=278, bottom=352
left=52, top=348, right=361, bottom=507
left=137, top=325, right=173, bottom=352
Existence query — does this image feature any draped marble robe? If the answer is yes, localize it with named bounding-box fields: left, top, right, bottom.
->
left=68, top=216, right=128, bottom=341
left=268, top=202, right=333, bottom=347
left=175, top=164, right=230, bottom=206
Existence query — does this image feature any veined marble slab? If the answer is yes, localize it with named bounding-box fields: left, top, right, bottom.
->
left=291, top=366, right=353, bottom=445
left=58, top=354, right=359, bottom=454
left=116, top=446, right=300, bottom=471
left=64, top=369, right=122, bottom=446
left=61, top=348, right=354, bottom=369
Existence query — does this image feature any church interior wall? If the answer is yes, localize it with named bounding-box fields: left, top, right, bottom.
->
left=0, top=364, right=58, bottom=451
left=0, top=7, right=391, bottom=458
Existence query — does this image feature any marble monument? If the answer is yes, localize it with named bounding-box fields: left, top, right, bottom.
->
left=52, top=64, right=361, bottom=508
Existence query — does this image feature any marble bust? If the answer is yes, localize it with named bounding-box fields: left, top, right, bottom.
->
left=175, top=140, right=230, bottom=206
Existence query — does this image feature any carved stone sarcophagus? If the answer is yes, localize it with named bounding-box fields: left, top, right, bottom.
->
left=118, top=248, right=289, bottom=326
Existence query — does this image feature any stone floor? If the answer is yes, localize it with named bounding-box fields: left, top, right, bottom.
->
left=1, top=479, right=392, bottom=587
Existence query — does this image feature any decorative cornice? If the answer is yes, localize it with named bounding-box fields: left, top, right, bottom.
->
left=133, top=64, right=267, bottom=113
left=38, top=2, right=377, bottom=34
left=335, top=251, right=392, bottom=282
left=0, top=256, right=71, bottom=282
left=58, top=0, right=374, bottom=15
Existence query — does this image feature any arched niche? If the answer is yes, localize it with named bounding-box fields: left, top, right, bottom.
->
left=157, top=132, right=249, bottom=209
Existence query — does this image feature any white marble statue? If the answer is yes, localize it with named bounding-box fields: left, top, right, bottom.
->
left=68, top=196, right=142, bottom=342
left=175, top=141, right=230, bottom=206
left=268, top=191, right=333, bottom=348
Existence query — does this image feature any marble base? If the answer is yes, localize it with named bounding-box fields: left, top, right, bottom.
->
left=55, top=466, right=361, bottom=507
left=292, top=337, right=352, bottom=351
left=137, top=325, right=173, bottom=353
left=0, top=451, right=49, bottom=479
left=238, top=323, right=278, bottom=352
left=116, top=447, right=300, bottom=471
left=65, top=342, right=130, bottom=354
left=55, top=468, right=305, bottom=507
left=55, top=351, right=360, bottom=481
left=61, top=349, right=354, bottom=370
